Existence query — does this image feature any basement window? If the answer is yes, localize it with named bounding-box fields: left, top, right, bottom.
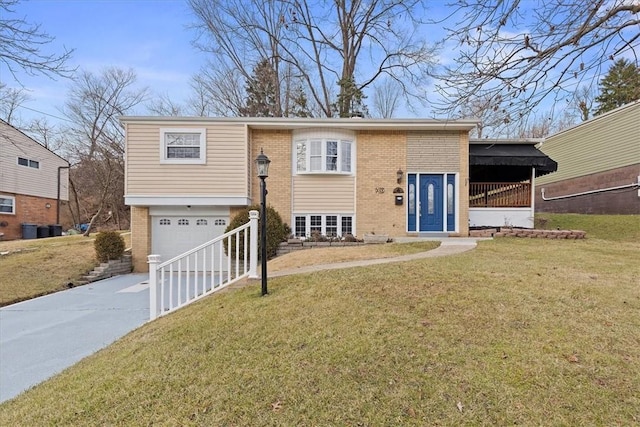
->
left=0, top=195, right=15, bottom=214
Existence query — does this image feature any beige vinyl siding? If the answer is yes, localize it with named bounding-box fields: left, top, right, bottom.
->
left=0, top=122, right=69, bottom=200
left=537, top=102, right=640, bottom=185
left=407, top=131, right=460, bottom=171
left=126, top=123, right=248, bottom=196
left=293, top=175, right=355, bottom=212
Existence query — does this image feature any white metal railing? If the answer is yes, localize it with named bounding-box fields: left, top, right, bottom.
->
left=147, top=210, right=259, bottom=320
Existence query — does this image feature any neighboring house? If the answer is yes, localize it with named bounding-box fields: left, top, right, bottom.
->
left=121, top=116, right=557, bottom=272
left=535, top=100, right=640, bottom=214
left=469, top=139, right=557, bottom=229
left=0, top=119, right=70, bottom=240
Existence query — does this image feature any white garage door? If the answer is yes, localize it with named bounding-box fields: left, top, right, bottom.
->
left=152, top=216, right=229, bottom=266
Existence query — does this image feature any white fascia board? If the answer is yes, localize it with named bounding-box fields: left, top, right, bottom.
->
left=119, top=116, right=479, bottom=131
left=125, top=195, right=251, bottom=206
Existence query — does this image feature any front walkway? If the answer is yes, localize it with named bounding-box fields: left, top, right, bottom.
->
left=267, top=238, right=479, bottom=278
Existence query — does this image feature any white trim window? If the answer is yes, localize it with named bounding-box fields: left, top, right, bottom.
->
left=293, top=214, right=354, bottom=238
left=0, top=195, right=15, bottom=214
left=160, top=128, right=206, bottom=164
left=293, top=128, right=355, bottom=174
left=17, top=157, right=40, bottom=169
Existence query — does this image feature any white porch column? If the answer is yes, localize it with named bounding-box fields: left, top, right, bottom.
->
left=248, top=210, right=259, bottom=279
left=147, top=254, right=161, bottom=320
left=531, top=167, right=536, bottom=225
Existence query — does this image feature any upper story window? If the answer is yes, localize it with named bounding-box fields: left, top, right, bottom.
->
left=293, top=128, right=355, bottom=174
left=0, top=195, right=15, bottom=214
left=17, top=157, right=40, bottom=169
left=160, top=128, right=206, bottom=164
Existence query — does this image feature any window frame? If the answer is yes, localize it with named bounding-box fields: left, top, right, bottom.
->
left=160, top=128, right=207, bottom=164
left=17, top=157, right=40, bottom=169
left=292, top=214, right=355, bottom=238
left=293, top=128, right=355, bottom=175
left=0, top=195, right=16, bottom=215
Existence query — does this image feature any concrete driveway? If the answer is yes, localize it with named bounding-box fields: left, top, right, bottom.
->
left=0, top=274, right=150, bottom=403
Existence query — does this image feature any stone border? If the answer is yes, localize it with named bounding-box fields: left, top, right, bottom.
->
left=470, top=228, right=586, bottom=239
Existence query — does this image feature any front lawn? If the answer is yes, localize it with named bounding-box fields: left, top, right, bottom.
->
left=0, top=216, right=638, bottom=425
left=0, top=233, right=131, bottom=306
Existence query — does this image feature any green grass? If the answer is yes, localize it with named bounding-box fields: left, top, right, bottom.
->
left=0, top=232, right=131, bottom=306
left=0, top=216, right=638, bottom=425
left=535, top=213, right=640, bottom=241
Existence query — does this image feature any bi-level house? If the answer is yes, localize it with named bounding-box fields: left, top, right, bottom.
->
left=121, top=117, right=482, bottom=271
left=0, top=119, right=69, bottom=240
left=121, top=116, right=557, bottom=272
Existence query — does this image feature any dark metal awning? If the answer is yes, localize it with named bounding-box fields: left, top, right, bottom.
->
left=469, top=144, right=558, bottom=177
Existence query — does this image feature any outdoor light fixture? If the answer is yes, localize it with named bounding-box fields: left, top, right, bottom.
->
left=397, top=168, right=403, bottom=184
left=255, top=149, right=270, bottom=296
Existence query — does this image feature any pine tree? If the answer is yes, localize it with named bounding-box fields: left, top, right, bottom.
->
left=240, top=59, right=279, bottom=117
left=593, top=59, right=640, bottom=116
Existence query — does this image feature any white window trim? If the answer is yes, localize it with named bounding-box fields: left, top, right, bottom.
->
left=17, top=157, right=40, bottom=169
left=0, top=194, right=16, bottom=215
left=160, top=128, right=207, bottom=164
left=293, top=213, right=355, bottom=238
left=292, top=128, right=356, bottom=175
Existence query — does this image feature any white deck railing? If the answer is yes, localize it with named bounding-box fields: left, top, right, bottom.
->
left=147, top=210, right=259, bottom=320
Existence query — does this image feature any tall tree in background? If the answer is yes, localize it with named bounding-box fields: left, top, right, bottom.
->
left=371, top=78, right=402, bottom=118
left=593, top=59, right=640, bottom=116
left=240, top=59, right=279, bottom=117
left=0, top=82, right=30, bottom=124
left=62, top=67, right=147, bottom=235
left=437, top=0, right=639, bottom=132
left=189, top=0, right=436, bottom=117
left=0, top=0, right=73, bottom=79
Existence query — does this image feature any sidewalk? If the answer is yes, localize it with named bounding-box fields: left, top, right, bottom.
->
left=266, top=238, right=479, bottom=278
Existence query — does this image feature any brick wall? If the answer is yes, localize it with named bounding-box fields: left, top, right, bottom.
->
left=536, top=164, right=640, bottom=214
left=458, top=132, right=470, bottom=236
left=250, top=129, right=293, bottom=224
left=356, top=130, right=407, bottom=236
left=0, top=193, right=59, bottom=240
left=130, top=206, right=150, bottom=272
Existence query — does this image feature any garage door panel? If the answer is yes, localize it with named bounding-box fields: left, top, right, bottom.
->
left=152, top=216, right=228, bottom=270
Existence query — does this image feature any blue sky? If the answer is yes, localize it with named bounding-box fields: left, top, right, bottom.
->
left=2, top=0, right=204, bottom=123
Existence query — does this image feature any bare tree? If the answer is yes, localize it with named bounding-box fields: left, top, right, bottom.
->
left=24, top=117, right=64, bottom=151
left=146, top=92, right=185, bottom=116
left=0, top=0, right=74, bottom=79
left=189, top=0, right=437, bottom=117
left=190, top=65, right=247, bottom=117
left=0, top=82, right=30, bottom=124
left=435, top=0, right=639, bottom=126
left=62, top=67, right=147, bottom=235
left=371, top=78, right=402, bottom=118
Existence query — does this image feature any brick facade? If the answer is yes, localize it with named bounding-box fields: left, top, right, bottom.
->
left=457, top=132, right=470, bottom=236
left=130, top=206, right=150, bottom=272
left=0, top=193, right=59, bottom=240
left=250, top=129, right=293, bottom=225
left=536, top=164, right=640, bottom=214
left=356, top=130, right=407, bottom=236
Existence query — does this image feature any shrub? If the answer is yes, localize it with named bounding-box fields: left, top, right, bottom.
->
left=224, top=205, right=290, bottom=260
left=94, top=231, right=126, bottom=263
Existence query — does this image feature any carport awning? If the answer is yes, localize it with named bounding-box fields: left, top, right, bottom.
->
left=469, top=144, right=558, bottom=177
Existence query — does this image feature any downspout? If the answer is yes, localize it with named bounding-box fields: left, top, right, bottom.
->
left=57, top=165, right=70, bottom=224
left=541, top=176, right=640, bottom=201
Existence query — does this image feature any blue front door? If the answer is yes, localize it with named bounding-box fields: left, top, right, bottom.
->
left=419, top=174, right=443, bottom=232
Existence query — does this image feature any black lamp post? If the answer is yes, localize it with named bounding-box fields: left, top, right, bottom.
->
left=255, top=149, right=271, bottom=296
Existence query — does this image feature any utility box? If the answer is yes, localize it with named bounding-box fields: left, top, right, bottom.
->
left=22, top=223, right=37, bottom=240
left=37, top=226, right=50, bottom=239
left=49, top=224, right=63, bottom=237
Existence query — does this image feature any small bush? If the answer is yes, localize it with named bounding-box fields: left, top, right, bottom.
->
left=224, top=205, right=290, bottom=260
left=94, top=231, right=126, bottom=263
